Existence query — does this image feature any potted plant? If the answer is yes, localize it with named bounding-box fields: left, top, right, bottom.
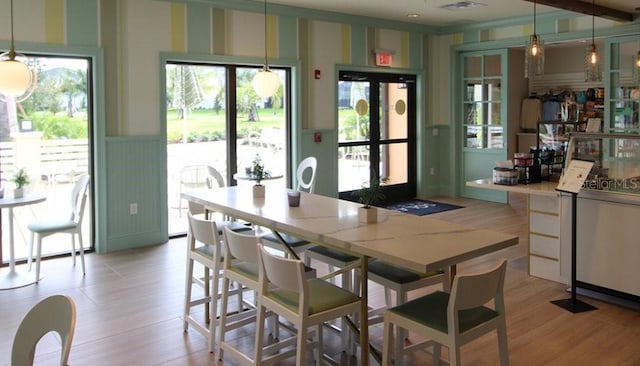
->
left=353, top=177, right=386, bottom=223
left=12, top=168, right=30, bottom=198
left=247, top=154, right=271, bottom=198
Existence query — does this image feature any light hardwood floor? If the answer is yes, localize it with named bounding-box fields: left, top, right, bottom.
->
left=2, top=193, right=640, bottom=365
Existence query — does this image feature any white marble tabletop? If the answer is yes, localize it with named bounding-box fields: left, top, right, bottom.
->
left=182, top=186, right=518, bottom=273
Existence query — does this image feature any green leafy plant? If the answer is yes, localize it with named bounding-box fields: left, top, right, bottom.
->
left=245, top=154, right=271, bottom=185
left=13, top=168, right=30, bottom=189
left=353, top=177, right=386, bottom=209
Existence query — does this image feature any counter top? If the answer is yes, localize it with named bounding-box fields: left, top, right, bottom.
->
left=466, top=179, right=560, bottom=197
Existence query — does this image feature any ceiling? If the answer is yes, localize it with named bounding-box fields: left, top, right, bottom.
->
left=261, top=0, right=638, bottom=27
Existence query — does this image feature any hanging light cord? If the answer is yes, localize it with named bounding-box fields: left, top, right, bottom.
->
left=591, top=0, right=595, bottom=44
left=9, top=0, right=16, bottom=59
left=263, top=0, right=269, bottom=70
left=533, top=0, right=537, bottom=35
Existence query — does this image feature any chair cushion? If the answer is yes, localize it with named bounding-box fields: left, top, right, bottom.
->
left=194, top=245, right=223, bottom=261
left=28, top=220, right=76, bottom=234
left=267, top=278, right=360, bottom=315
left=229, top=262, right=259, bottom=282
left=369, top=261, right=443, bottom=284
left=389, top=291, right=499, bottom=334
left=218, top=220, right=251, bottom=234
left=261, top=232, right=309, bottom=248
left=307, top=246, right=358, bottom=263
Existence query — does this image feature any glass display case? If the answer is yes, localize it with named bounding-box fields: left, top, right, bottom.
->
left=564, top=132, right=640, bottom=195
left=536, top=121, right=581, bottom=181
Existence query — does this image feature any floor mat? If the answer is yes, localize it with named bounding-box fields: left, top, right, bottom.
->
left=386, top=199, right=463, bottom=216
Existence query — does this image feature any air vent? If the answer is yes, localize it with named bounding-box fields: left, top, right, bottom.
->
left=439, top=1, right=487, bottom=11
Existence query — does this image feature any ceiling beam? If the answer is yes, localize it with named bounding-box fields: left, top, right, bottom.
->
left=523, top=0, right=635, bottom=22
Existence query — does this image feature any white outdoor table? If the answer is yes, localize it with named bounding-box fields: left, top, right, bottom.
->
left=182, top=186, right=518, bottom=365
left=0, top=193, right=46, bottom=290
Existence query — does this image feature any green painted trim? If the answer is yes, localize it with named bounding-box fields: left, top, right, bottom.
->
left=297, top=19, right=310, bottom=130
left=279, top=15, right=297, bottom=59
left=45, top=0, right=65, bottom=44
left=211, top=8, right=226, bottom=54
left=351, top=24, right=366, bottom=66
left=366, top=27, right=375, bottom=66
left=66, top=0, right=99, bottom=46
left=408, top=31, right=422, bottom=69
left=462, top=29, right=479, bottom=44
left=187, top=3, right=212, bottom=54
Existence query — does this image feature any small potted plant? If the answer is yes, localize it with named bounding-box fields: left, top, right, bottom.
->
left=12, top=168, right=30, bottom=198
left=247, top=154, right=271, bottom=198
left=353, top=177, right=386, bottom=223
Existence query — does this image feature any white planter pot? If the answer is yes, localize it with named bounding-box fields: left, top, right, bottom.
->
left=253, top=184, right=265, bottom=198
left=13, top=187, right=24, bottom=199
left=358, top=206, right=378, bottom=224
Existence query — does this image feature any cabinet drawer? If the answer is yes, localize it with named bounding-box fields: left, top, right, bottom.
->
left=529, top=234, right=560, bottom=259
left=530, top=255, right=560, bottom=282
left=529, top=212, right=560, bottom=236
left=530, top=195, right=559, bottom=213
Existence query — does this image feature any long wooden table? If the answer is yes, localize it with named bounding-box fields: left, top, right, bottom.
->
left=182, top=186, right=518, bottom=365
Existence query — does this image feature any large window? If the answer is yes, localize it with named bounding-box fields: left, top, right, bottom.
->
left=165, top=62, right=290, bottom=235
left=0, top=56, right=93, bottom=265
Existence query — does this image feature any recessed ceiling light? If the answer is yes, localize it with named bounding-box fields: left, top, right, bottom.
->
left=439, top=1, right=487, bottom=11
left=407, top=13, right=419, bottom=18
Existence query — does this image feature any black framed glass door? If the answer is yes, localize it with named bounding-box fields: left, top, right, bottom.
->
left=337, top=71, right=416, bottom=203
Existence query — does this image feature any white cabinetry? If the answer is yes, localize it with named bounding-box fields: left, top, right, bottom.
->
left=528, top=194, right=566, bottom=283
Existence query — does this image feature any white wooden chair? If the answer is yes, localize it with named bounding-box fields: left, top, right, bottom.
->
left=217, top=226, right=273, bottom=364
left=12, top=295, right=76, bottom=366
left=382, top=259, right=509, bottom=366
left=27, top=174, right=90, bottom=283
left=254, top=244, right=361, bottom=365
left=183, top=211, right=248, bottom=352
left=367, top=260, right=450, bottom=364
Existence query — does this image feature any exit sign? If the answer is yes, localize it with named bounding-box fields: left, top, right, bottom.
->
left=375, top=51, right=393, bottom=67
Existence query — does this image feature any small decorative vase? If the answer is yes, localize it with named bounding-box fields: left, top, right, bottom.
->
left=358, top=206, right=377, bottom=224
left=14, top=187, right=24, bottom=199
left=253, top=184, right=265, bottom=198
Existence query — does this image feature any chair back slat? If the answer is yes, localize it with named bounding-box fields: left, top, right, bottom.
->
left=187, top=212, right=218, bottom=248
left=296, top=157, right=317, bottom=193
left=257, top=244, right=304, bottom=294
left=12, top=295, right=76, bottom=366
left=206, top=166, right=225, bottom=188
left=450, top=259, right=507, bottom=311
left=70, top=175, right=90, bottom=223
left=224, top=226, right=259, bottom=264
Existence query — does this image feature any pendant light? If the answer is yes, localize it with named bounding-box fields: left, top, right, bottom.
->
left=584, top=0, right=601, bottom=82
left=525, top=0, right=544, bottom=78
left=0, top=0, right=37, bottom=100
left=252, top=0, right=280, bottom=99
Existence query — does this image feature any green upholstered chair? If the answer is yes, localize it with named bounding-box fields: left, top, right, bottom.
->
left=254, top=243, right=361, bottom=365
left=381, top=259, right=509, bottom=366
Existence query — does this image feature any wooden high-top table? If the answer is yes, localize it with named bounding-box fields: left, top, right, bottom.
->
left=182, top=186, right=518, bottom=365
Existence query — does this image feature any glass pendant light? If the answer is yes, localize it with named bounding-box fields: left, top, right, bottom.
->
left=252, top=0, right=280, bottom=99
left=584, top=0, right=601, bottom=82
left=525, top=0, right=544, bottom=78
left=0, top=0, right=37, bottom=101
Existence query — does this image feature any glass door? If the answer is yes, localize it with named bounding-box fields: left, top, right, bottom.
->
left=337, top=71, right=416, bottom=203
left=165, top=62, right=289, bottom=236
left=459, top=51, right=508, bottom=201
left=0, top=56, right=93, bottom=264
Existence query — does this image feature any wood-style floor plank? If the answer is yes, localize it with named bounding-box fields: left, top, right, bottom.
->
left=2, top=193, right=640, bottom=365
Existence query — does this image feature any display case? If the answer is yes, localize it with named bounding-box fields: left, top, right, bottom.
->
left=564, top=132, right=640, bottom=195
left=536, top=121, right=582, bottom=181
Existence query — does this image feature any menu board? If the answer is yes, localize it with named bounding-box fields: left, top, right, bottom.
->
left=556, top=160, right=594, bottom=194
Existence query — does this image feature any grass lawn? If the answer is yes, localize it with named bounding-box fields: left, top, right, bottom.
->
left=167, top=108, right=285, bottom=142
left=167, top=108, right=284, bottom=141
